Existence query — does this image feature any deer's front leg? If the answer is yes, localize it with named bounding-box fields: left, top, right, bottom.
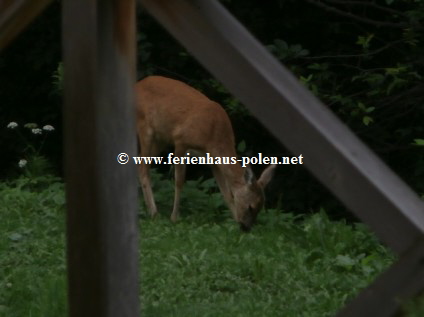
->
left=170, top=148, right=187, bottom=222
left=212, top=166, right=236, bottom=218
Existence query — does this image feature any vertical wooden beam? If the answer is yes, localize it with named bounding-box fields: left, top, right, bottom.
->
left=63, top=1, right=139, bottom=316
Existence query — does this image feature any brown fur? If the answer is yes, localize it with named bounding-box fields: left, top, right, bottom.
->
left=136, top=76, right=275, bottom=230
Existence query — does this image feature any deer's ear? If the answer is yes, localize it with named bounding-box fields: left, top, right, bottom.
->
left=257, top=164, right=277, bottom=188
left=243, top=165, right=256, bottom=185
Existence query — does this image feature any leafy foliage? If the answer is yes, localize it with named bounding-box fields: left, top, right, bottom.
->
left=0, top=2, right=61, bottom=179
left=4, top=121, right=56, bottom=179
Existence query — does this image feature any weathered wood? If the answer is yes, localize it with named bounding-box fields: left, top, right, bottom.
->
left=337, top=237, right=424, bottom=316
left=0, top=0, right=52, bottom=50
left=63, top=1, right=139, bottom=316
left=140, top=0, right=424, bottom=255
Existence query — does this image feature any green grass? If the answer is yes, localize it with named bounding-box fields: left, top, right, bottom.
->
left=140, top=211, right=393, bottom=316
left=0, top=173, right=402, bottom=316
left=0, top=176, right=67, bottom=317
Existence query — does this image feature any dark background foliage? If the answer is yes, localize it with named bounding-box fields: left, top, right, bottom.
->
left=1, top=0, right=424, bottom=217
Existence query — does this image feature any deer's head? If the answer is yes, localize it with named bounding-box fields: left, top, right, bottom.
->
left=233, top=164, right=276, bottom=231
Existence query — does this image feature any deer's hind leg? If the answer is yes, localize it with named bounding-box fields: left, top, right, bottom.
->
left=138, top=131, right=162, bottom=218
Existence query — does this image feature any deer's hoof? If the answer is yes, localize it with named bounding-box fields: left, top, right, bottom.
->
left=170, top=214, right=178, bottom=223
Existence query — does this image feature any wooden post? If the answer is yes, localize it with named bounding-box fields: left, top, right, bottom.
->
left=62, top=1, right=139, bottom=316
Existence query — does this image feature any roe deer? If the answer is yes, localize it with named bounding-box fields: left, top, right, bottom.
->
left=136, top=76, right=276, bottom=231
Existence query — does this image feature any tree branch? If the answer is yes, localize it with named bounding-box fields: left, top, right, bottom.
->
left=303, top=40, right=403, bottom=60
left=324, top=0, right=408, bottom=18
left=305, top=0, right=409, bottom=28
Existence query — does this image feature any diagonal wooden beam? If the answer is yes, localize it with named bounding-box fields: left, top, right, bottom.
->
left=0, top=0, right=52, bottom=50
left=337, top=237, right=424, bottom=316
left=139, top=0, right=424, bottom=255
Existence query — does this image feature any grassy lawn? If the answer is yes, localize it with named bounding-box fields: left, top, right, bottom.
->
left=0, top=174, right=405, bottom=316
left=0, top=177, right=67, bottom=317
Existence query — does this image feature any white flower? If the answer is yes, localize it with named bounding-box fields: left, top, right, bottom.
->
left=42, top=125, right=55, bottom=132
left=32, top=128, right=42, bottom=135
left=7, top=122, right=18, bottom=129
left=18, top=159, right=27, bottom=168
